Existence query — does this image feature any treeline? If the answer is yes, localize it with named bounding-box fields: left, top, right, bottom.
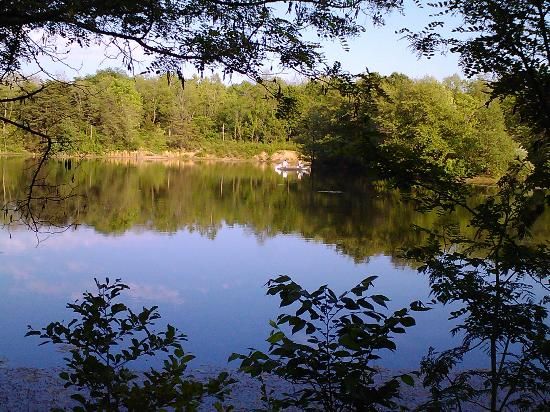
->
left=1, top=70, right=524, bottom=176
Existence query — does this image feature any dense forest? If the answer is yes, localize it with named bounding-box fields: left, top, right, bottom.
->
left=0, top=70, right=524, bottom=177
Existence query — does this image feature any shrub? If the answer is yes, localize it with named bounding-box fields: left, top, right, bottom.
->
left=230, top=275, right=430, bottom=411
left=26, top=278, right=234, bottom=411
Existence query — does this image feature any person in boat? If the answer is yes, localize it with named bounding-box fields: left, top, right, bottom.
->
left=281, top=159, right=288, bottom=168
left=298, top=160, right=304, bottom=169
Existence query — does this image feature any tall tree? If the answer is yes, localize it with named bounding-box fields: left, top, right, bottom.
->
left=402, top=0, right=549, bottom=179
left=0, top=0, right=404, bottom=166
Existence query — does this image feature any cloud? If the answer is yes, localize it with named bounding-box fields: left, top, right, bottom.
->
left=0, top=236, right=31, bottom=254
left=1, top=265, right=32, bottom=280
left=127, top=282, right=184, bottom=305
left=1, top=262, right=86, bottom=297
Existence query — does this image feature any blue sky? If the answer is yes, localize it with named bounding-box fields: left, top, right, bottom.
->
left=28, top=1, right=463, bottom=81
left=318, top=4, right=462, bottom=79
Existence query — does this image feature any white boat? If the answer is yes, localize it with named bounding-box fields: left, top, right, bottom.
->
left=274, top=162, right=311, bottom=173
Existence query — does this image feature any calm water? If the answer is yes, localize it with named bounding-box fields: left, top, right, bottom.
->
left=0, top=157, right=547, bottom=370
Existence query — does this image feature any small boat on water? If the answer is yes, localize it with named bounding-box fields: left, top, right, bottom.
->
left=275, top=166, right=310, bottom=172
left=274, top=161, right=310, bottom=174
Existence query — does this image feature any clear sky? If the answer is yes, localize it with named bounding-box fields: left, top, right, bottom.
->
left=27, top=1, right=463, bottom=82
left=318, top=3, right=462, bottom=80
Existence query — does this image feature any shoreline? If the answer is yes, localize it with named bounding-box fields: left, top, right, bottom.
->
left=0, top=151, right=500, bottom=185
left=0, top=149, right=305, bottom=165
left=0, top=365, right=430, bottom=411
left=0, top=365, right=526, bottom=411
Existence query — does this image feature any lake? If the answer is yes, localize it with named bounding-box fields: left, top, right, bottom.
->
left=0, top=157, right=547, bottom=370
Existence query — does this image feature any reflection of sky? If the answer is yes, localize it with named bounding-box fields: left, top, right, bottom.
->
left=0, top=224, right=466, bottom=370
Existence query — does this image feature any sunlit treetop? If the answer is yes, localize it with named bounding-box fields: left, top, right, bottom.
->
left=401, top=0, right=549, bottom=152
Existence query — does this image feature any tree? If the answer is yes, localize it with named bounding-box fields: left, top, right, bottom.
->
left=374, top=75, right=518, bottom=177
left=85, top=70, right=144, bottom=150
left=401, top=0, right=549, bottom=179
left=1, top=0, right=402, bottom=91
left=403, top=162, right=550, bottom=411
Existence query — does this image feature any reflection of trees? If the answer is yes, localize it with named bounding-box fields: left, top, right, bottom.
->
left=1, top=155, right=81, bottom=234
left=1, top=158, right=548, bottom=264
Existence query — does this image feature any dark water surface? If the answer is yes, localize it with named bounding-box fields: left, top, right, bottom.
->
left=0, top=157, right=547, bottom=370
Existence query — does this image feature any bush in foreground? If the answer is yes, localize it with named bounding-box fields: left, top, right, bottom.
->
left=26, top=278, right=234, bottom=411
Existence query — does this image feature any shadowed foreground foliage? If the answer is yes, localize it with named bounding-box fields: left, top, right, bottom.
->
left=380, top=156, right=550, bottom=410
left=231, top=275, right=430, bottom=411
left=26, top=278, right=235, bottom=412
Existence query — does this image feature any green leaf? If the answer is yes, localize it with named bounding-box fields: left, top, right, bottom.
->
left=267, top=331, right=285, bottom=344
left=400, top=317, right=416, bottom=327
left=228, top=353, right=242, bottom=362
left=400, top=374, right=415, bottom=386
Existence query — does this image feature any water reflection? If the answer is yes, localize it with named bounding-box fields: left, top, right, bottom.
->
left=1, top=157, right=509, bottom=261
left=0, top=158, right=547, bottom=369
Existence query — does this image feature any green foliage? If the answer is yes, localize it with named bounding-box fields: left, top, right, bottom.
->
left=386, top=153, right=550, bottom=410
left=1, top=70, right=521, bottom=177
left=183, top=139, right=297, bottom=159
left=291, top=73, right=518, bottom=176
left=26, top=278, right=235, bottom=411
left=374, top=76, right=518, bottom=177
left=231, top=275, right=430, bottom=411
left=293, top=79, right=364, bottom=166
left=402, top=0, right=549, bottom=182
left=86, top=71, right=144, bottom=150
left=1, top=74, right=299, bottom=156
